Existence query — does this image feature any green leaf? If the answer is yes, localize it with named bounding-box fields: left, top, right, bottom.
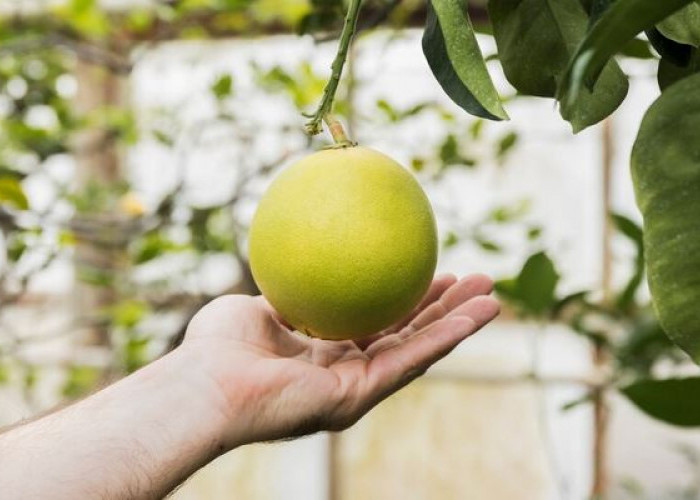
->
left=0, top=177, right=29, bottom=210
left=631, top=72, right=700, bottom=363
left=475, top=237, right=502, bottom=253
left=124, top=336, right=151, bottom=373
left=622, top=378, right=700, bottom=427
left=658, top=49, right=700, bottom=90
left=438, top=134, right=476, bottom=167
left=646, top=28, right=693, bottom=67
left=658, top=1, right=700, bottom=48
left=110, top=300, right=149, bottom=329
left=615, top=315, right=677, bottom=376
left=611, top=213, right=643, bottom=245
left=496, top=251, right=560, bottom=316
left=560, top=0, right=695, bottom=101
left=620, top=38, right=655, bottom=59
left=62, top=365, right=100, bottom=399
left=516, top=251, right=560, bottom=314
left=496, top=131, right=518, bottom=159
left=211, top=74, right=234, bottom=100
left=489, top=0, right=628, bottom=132
left=611, top=214, right=645, bottom=310
left=0, top=362, right=9, bottom=385
left=443, top=231, right=459, bottom=248
left=422, top=0, right=508, bottom=121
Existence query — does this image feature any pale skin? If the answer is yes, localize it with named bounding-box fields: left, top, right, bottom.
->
left=0, top=274, right=499, bottom=499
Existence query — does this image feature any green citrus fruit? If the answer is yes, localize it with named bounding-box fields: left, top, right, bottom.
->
left=249, top=146, right=438, bottom=340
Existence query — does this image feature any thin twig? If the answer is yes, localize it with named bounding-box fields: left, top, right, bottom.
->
left=305, top=0, right=364, bottom=135
left=314, top=0, right=402, bottom=43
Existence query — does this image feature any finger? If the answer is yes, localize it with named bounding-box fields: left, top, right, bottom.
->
left=365, top=274, right=494, bottom=355
left=387, top=273, right=458, bottom=332
left=365, top=295, right=499, bottom=400
left=403, top=274, right=493, bottom=335
left=353, top=274, right=457, bottom=350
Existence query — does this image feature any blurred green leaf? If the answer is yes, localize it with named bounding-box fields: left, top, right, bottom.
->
left=469, top=119, right=485, bottom=139
left=615, top=315, right=679, bottom=376
left=439, top=134, right=476, bottom=167
left=611, top=213, right=645, bottom=310
left=62, top=365, right=100, bottom=399
left=496, top=131, right=518, bottom=160
left=0, top=362, right=9, bottom=385
left=211, top=74, right=234, bottom=100
left=0, top=176, right=29, bottom=210
left=124, top=336, right=151, bottom=373
left=496, top=251, right=560, bottom=316
left=111, top=300, right=149, bottom=329
left=475, top=236, right=502, bottom=253
left=443, top=231, right=459, bottom=248
left=517, top=251, right=560, bottom=314
left=622, top=377, right=700, bottom=426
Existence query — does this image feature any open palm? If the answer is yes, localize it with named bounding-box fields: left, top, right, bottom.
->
left=182, top=274, right=499, bottom=447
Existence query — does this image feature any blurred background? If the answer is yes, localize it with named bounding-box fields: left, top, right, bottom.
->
left=1, top=1, right=699, bottom=499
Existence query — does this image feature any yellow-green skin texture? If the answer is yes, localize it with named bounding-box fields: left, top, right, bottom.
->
left=632, top=73, right=700, bottom=361
left=249, top=146, right=438, bottom=340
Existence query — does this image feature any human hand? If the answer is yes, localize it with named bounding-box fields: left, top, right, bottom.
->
left=180, top=274, right=499, bottom=449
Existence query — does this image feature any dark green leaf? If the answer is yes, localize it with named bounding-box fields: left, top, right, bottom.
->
left=620, top=37, right=655, bottom=59
left=588, top=0, right=617, bottom=27
left=658, top=49, right=700, bottom=90
left=658, top=1, right=700, bottom=47
left=631, top=72, right=700, bottom=362
left=489, top=0, right=628, bottom=132
left=646, top=28, right=693, bottom=67
left=622, top=377, right=700, bottom=426
left=560, top=0, right=695, bottom=101
left=422, top=0, right=508, bottom=120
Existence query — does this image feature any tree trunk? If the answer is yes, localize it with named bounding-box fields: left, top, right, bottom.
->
left=72, top=57, right=129, bottom=347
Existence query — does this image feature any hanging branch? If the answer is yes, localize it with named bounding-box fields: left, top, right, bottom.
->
left=304, top=0, right=363, bottom=137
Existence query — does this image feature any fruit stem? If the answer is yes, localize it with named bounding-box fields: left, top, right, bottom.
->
left=305, top=0, right=363, bottom=136
left=323, top=114, right=356, bottom=148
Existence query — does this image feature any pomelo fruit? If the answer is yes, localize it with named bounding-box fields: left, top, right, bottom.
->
left=249, top=146, right=438, bottom=340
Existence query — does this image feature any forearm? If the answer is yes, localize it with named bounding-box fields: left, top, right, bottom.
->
left=0, top=348, right=230, bottom=499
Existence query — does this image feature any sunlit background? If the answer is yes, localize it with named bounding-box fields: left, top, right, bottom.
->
left=1, top=1, right=699, bottom=499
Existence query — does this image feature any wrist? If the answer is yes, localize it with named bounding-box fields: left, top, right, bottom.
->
left=167, top=345, right=247, bottom=451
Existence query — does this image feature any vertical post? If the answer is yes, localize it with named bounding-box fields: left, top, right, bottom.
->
left=72, top=56, right=129, bottom=347
left=327, top=432, right=342, bottom=500
left=591, top=117, right=614, bottom=499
